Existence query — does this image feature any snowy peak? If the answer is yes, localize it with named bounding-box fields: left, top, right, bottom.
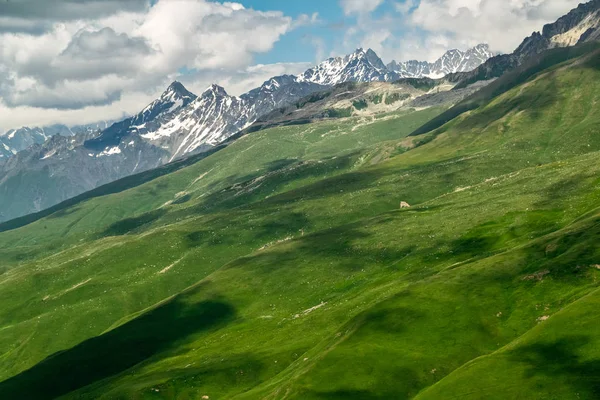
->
left=162, top=81, right=196, bottom=103
left=299, top=47, right=399, bottom=86
left=85, top=82, right=197, bottom=151
left=201, top=84, right=231, bottom=99
left=388, top=44, right=494, bottom=79
left=363, top=48, right=388, bottom=70
left=135, top=81, right=197, bottom=125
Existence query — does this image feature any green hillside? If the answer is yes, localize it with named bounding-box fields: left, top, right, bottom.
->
left=1, top=47, right=600, bottom=399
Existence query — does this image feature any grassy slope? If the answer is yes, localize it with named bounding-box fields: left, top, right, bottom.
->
left=1, top=50, right=600, bottom=399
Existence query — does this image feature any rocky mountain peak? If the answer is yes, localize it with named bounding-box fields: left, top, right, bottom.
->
left=162, top=81, right=196, bottom=102
left=202, top=84, right=230, bottom=98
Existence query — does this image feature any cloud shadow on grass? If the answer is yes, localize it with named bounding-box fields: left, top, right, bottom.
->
left=0, top=287, right=235, bottom=399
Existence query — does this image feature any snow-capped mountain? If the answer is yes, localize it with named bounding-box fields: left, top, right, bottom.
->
left=0, top=122, right=114, bottom=159
left=0, top=130, right=168, bottom=222
left=85, top=81, right=196, bottom=151
left=0, top=77, right=325, bottom=221
left=387, top=44, right=495, bottom=79
left=115, top=76, right=325, bottom=160
left=140, top=84, right=249, bottom=160
left=299, top=48, right=401, bottom=86
left=0, top=127, right=54, bottom=159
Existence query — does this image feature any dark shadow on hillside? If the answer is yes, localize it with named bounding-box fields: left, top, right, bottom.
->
left=265, top=158, right=299, bottom=172
left=262, top=168, right=383, bottom=207
left=99, top=209, right=167, bottom=237
left=175, top=152, right=366, bottom=218
left=185, top=211, right=311, bottom=249
left=0, top=291, right=235, bottom=399
left=510, top=336, right=600, bottom=398
left=518, top=214, right=600, bottom=280
left=225, top=221, right=417, bottom=274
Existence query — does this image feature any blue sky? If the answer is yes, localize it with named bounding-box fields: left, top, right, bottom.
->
left=244, top=0, right=416, bottom=65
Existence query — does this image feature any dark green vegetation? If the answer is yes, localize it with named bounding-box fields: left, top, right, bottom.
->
left=1, top=47, right=600, bottom=399
left=351, top=99, right=369, bottom=110
left=324, top=107, right=353, bottom=118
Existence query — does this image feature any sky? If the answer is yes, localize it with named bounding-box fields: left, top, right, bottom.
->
left=0, top=0, right=583, bottom=132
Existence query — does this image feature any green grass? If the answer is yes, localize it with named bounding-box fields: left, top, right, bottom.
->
left=0, top=48, right=600, bottom=399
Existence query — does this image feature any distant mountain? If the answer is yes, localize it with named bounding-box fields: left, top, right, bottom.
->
left=298, top=48, right=401, bottom=85
left=0, top=130, right=168, bottom=223
left=85, top=81, right=196, bottom=151
left=388, top=44, right=495, bottom=79
left=453, top=0, right=600, bottom=87
left=0, top=122, right=114, bottom=159
left=0, top=77, right=326, bottom=221
left=0, top=128, right=55, bottom=159
left=139, top=76, right=325, bottom=160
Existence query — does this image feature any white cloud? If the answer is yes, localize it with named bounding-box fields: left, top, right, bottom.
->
left=409, top=0, right=582, bottom=55
left=340, top=0, right=385, bottom=16
left=0, top=0, right=304, bottom=130
left=335, top=0, right=583, bottom=63
left=179, top=62, right=313, bottom=97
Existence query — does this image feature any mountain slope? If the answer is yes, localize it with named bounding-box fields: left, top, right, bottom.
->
left=0, top=43, right=599, bottom=400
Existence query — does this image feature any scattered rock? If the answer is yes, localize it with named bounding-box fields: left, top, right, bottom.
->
left=496, top=312, right=503, bottom=318
left=522, top=270, right=550, bottom=282
left=202, top=396, right=210, bottom=400
left=537, top=315, right=550, bottom=322
left=400, top=201, right=411, bottom=209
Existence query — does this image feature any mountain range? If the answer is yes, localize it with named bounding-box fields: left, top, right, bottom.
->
left=0, top=122, right=112, bottom=160
left=1, top=0, right=599, bottom=223
left=387, top=44, right=495, bottom=79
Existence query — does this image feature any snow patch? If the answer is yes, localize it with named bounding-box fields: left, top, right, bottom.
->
left=97, top=146, right=122, bottom=157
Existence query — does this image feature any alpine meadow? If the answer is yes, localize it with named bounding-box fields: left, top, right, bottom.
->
left=1, top=1, right=600, bottom=399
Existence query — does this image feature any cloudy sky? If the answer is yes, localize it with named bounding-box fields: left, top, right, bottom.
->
left=0, top=0, right=582, bottom=131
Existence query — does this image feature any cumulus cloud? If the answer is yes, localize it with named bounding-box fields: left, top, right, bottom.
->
left=0, top=0, right=301, bottom=127
left=0, top=0, right=149, bottom=22
left=0, top=1, right=316, bottom=130
left=409, top=0, right=582, bottom=55
left=337, top=0, right=583, bottom=63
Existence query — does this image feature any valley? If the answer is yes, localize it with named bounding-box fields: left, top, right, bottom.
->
left=1, top=1, right=600, bottom=399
